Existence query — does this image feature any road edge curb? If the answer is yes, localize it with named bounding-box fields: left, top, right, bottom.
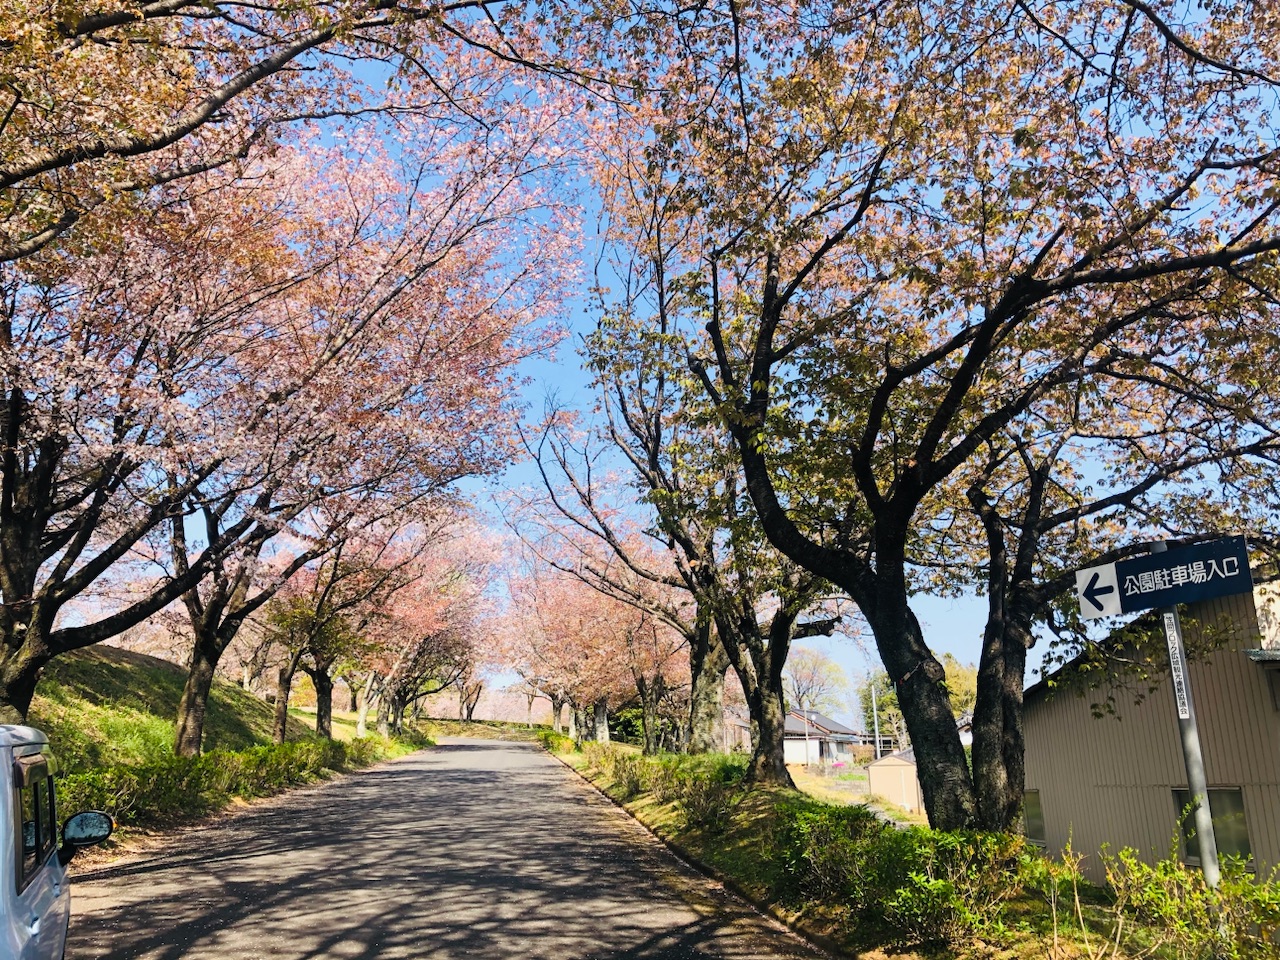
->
left=545, top=749, right=849, bottom=960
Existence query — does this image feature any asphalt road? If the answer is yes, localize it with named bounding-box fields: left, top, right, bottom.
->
left=66, top=738, right=828, bottom=960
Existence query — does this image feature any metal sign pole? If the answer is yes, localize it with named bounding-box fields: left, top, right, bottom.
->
left=1151, top=541, right=1221, bottom=888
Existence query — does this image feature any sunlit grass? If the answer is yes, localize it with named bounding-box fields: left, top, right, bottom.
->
left=418, top=717, right=545, bottom=741
left=31, top=646, right=311, bottom=772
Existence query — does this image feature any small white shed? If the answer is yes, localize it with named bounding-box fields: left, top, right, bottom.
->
left=867, top=748, right=925, bottom=814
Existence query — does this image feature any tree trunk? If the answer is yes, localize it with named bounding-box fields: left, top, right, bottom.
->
left=312, top=669, right=334, bottom=739
left=972, top=608, right=1034, bottom=830
left=376, top=689, right=391, bottom=737
left=593, top=698, right=609, bottom=744
left=863, top=588, right=976, bottom=830
left=973, top=592, right=1011, bottom=829
left=550, top=694, right=565, bottom=733
left=688, top=625, right=729, bottom=753
left=356, top=673, right=379, bottom=738
left=968, top=485, right=1039, bottom=830
left=356, top=692, right=374, bottom=739
left=0, top=640, right=46, bottom=725
left=639, top=680, right=662, bottom=755
left=174, top=629, right=219, bottom=757
left=715, top=605, right=796, bottom=787
left=749, top=683, right=791, bottom=783
left=272, top=649, right=304, bottom=744
left=571, top=702, right=591, bottom=743
left=273, top=665, right=294, bottom=745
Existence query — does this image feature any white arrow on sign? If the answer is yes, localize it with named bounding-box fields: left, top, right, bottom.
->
left=1076, top=562, right=1122, bottom=619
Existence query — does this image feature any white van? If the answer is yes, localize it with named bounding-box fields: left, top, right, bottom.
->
left=0, top=726, right=113, bottom=960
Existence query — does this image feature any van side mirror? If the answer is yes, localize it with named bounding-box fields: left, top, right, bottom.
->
left=58, top=810, right=114, bottom=865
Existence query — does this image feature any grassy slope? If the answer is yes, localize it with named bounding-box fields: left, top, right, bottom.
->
left=561, top=752, right=917, bottom=959
left=29, top=645, right=312, bottom=772
left=417, top=717, right=544, bottom=741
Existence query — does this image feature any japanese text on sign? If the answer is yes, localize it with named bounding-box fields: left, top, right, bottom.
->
left=1122, top=556, right=1242, bottom=598
left=1163, top=611, right=1192, bottom=720
left=1075, top=535, right=1252, bottom=620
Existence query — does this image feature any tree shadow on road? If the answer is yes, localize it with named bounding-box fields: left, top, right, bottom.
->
left=68, top=740, right=824, bottom=960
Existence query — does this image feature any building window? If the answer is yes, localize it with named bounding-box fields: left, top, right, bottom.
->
left=1023, top=789, right=1047, bottom=846
left=1172, top=788, right=1252, bottom=864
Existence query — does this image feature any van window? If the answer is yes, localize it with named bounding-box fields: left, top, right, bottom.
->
left=17, top=780, right=39, bottom=883
left=14, top=770, right=57, bottom=890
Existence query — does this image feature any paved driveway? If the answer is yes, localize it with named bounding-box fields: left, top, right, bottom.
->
left=67, top=738, right=828, bottom=959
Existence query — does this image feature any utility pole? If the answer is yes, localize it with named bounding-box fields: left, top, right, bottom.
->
left=802, top=699, right=812, bottom=766
left=871, top=680, right=881, bottom=760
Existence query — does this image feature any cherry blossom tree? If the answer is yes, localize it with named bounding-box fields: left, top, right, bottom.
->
left=0, top=0, right=597, bottom=263
left=592, top=0, right=1280, bottom=826
left=509, top=404, right=843, bottom=778
left=505, top=565, right=641, bottom=743
left=352, top=519, right=498, bottom=736
left=263, top=530, right=429, bottom=742
left=0, top=95, right=576, bottom=726
left=505, top=429, right=725, bottom=749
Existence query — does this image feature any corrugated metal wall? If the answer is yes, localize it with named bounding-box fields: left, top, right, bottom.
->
left=1023, top=589, right=1280, bottom=882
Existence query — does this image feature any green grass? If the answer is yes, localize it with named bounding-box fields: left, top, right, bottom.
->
left=26, top=645, right=426, bottom=835
left=31, top=645, right=310, bottom=771
left=288, top=707, right=361, bottom=741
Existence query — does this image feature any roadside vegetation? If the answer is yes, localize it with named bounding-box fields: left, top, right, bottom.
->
left=30, top=647, right=428, bottom=834
left=552, top=742, right=1279, bottom=960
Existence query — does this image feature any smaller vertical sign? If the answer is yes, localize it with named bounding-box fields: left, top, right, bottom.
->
left=1162, top=611, right=1191, bottom=720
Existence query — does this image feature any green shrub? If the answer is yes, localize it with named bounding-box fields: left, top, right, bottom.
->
left=883, top=870, right=978, bottom=945
left=535, top=730, right=575, bottom=754
left=778, top=802, right=895, bottom=903
left=59, top=736, right=405, bottom=826
left=646, top=758, right=688, bottom=803
left=677, top=776, right=743, bottom=834
left=1104, top=847, right=1280, bottom=959
left=612, top=754, right=646, bottom=801
left=879, top=829, right=1026, bottom=946
left=581, top=742, right=612, bottom=773
left=685, top=752, right=749, bottom=785
left=774, top=799, right=1028, bottom=947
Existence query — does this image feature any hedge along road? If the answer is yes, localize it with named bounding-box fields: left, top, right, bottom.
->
left=66, top=738, right=829, bottom=959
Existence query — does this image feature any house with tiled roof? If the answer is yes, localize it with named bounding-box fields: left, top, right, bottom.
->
left=783, top=709, right=860, bottom=765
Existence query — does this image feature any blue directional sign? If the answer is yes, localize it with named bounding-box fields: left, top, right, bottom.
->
left=1076, top=536, right=1252, bottom=620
